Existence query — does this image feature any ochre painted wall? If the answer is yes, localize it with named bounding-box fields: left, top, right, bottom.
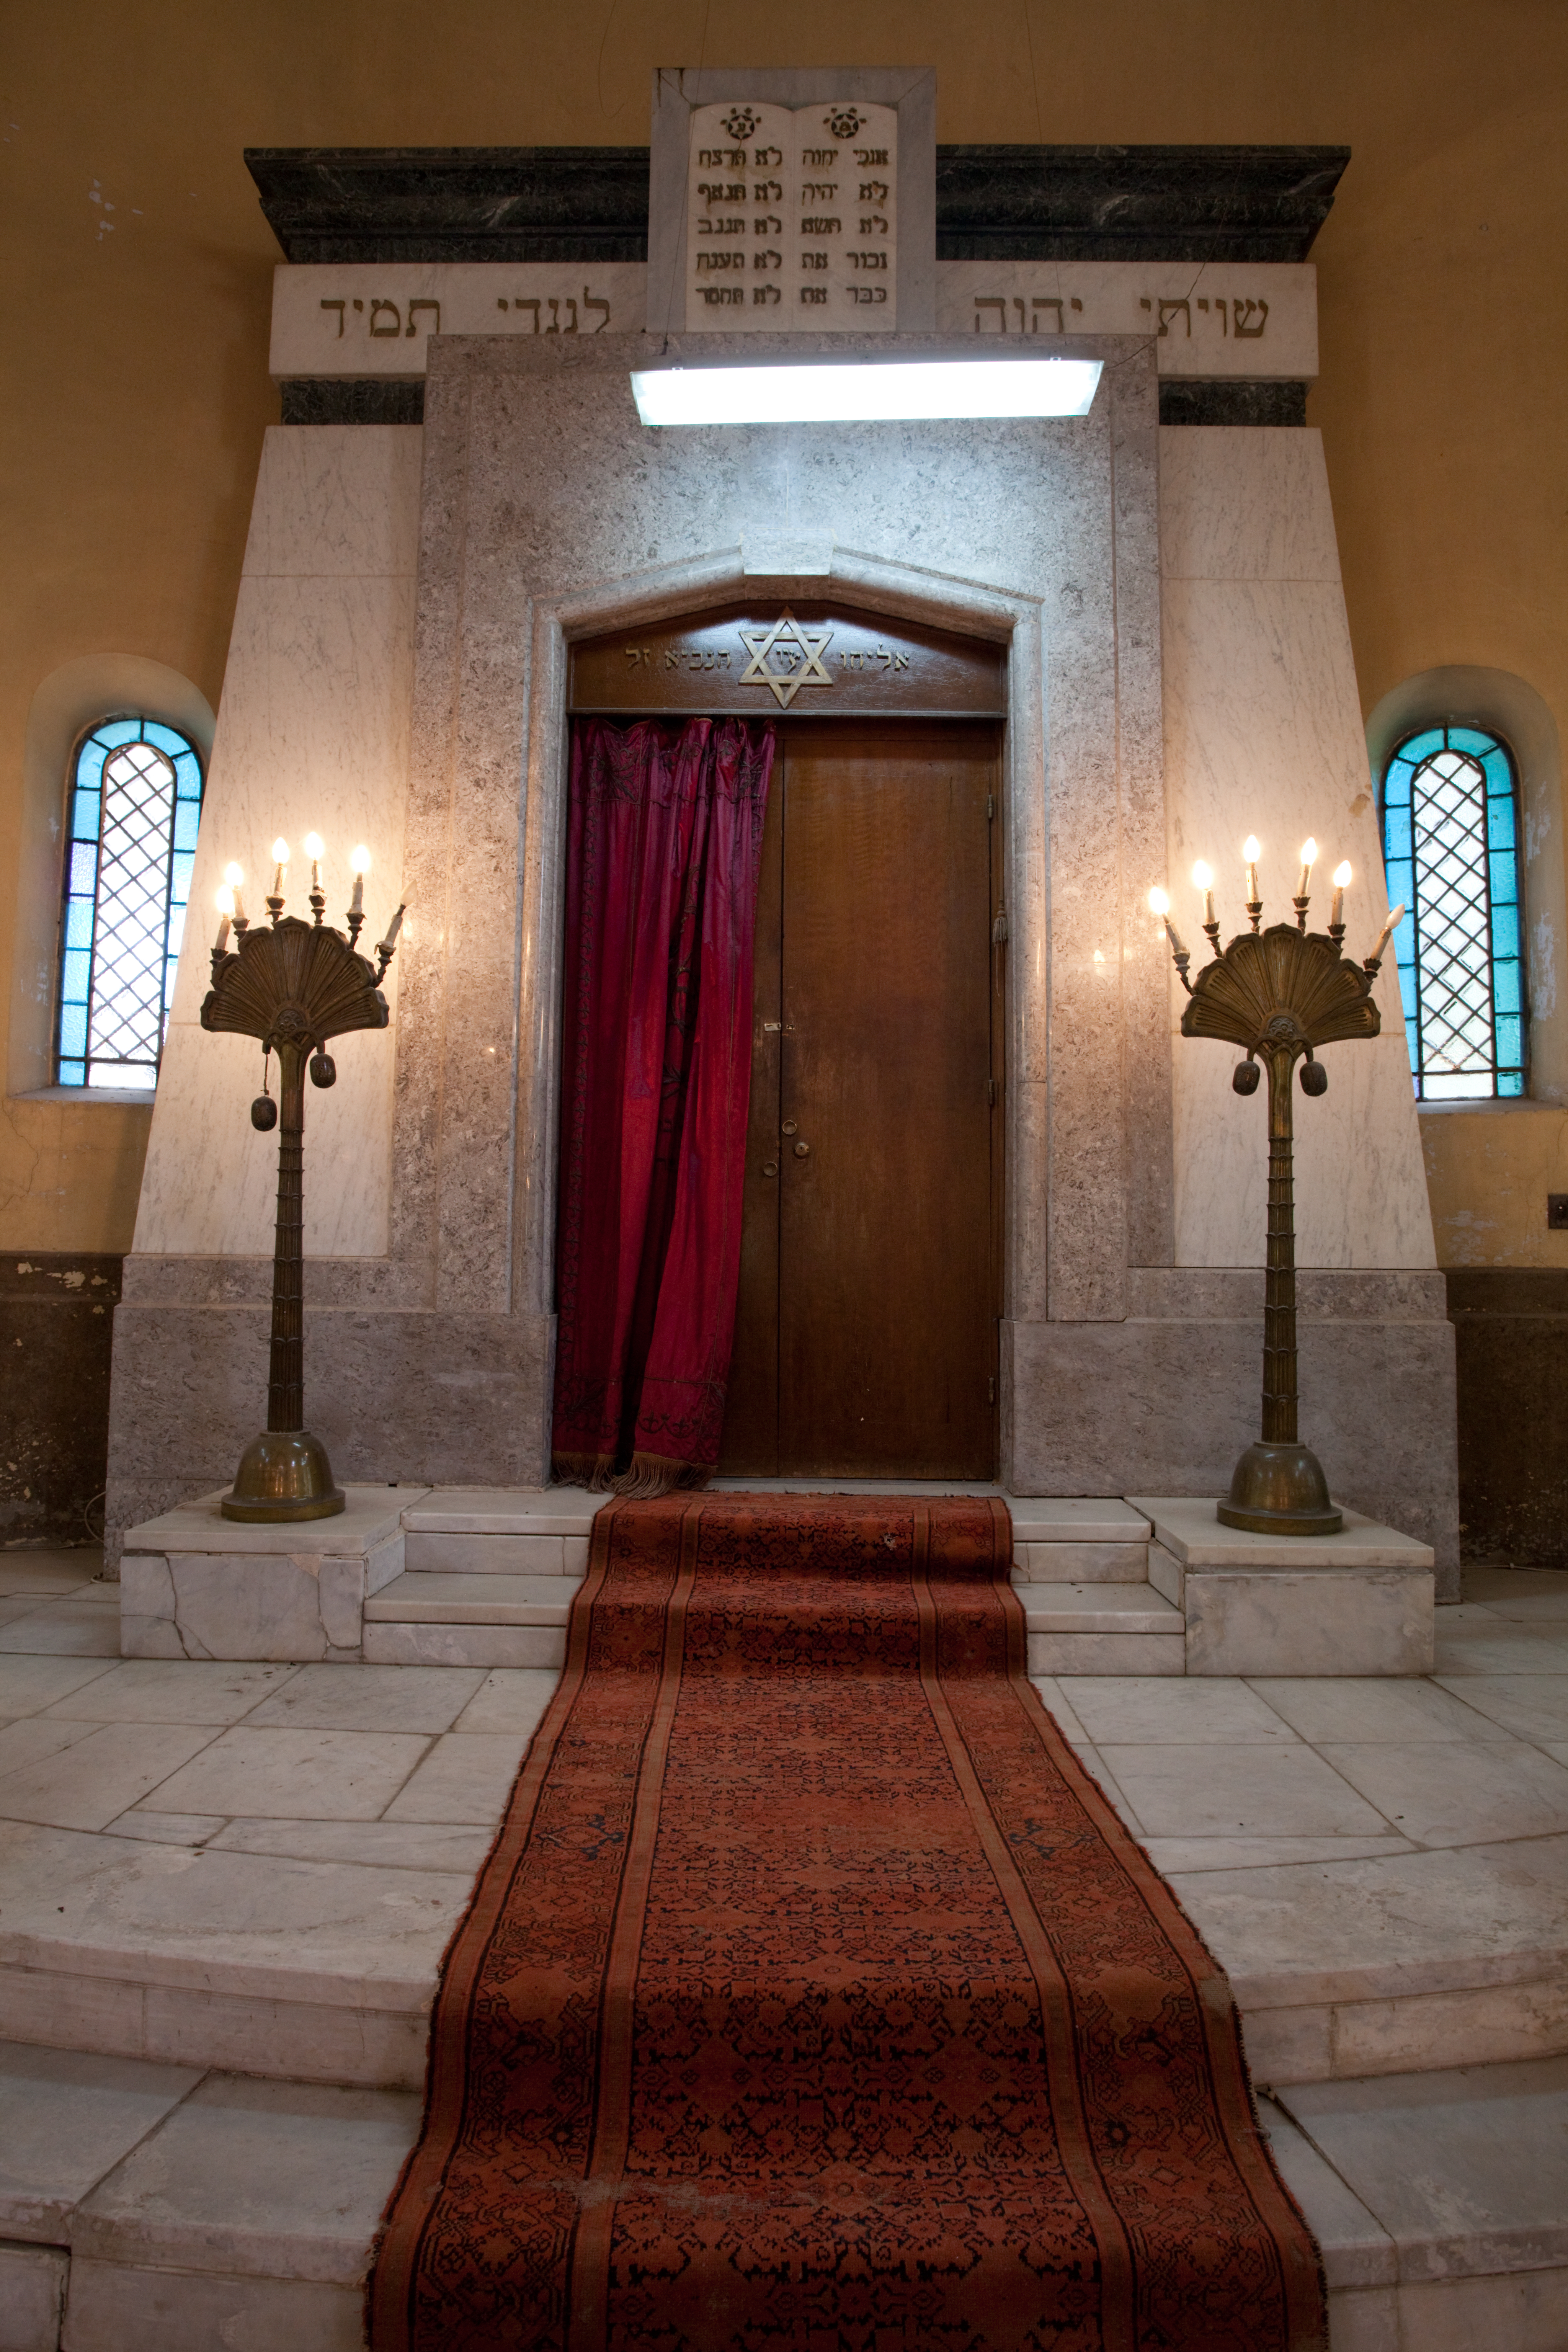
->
left=4, top=0, right=1565, bottom=1253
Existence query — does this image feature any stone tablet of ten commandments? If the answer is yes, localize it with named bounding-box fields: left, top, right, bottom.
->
left=685, top=101, right=899, bottom=333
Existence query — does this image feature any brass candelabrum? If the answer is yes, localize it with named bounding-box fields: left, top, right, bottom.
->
left=201, top=852, right=403, bottom=1521
left=1157, top=868, right=1405, bottom=1537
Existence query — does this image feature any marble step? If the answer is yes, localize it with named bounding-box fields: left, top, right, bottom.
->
left=3, top=2035, right=1563, bottom=2352
left=1026, top=1583, right=1186, bottom=1677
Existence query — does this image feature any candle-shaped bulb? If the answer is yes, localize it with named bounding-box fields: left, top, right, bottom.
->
left=350, top=844, right=370, bottom=915
left=303, top=831, right=325, bottom=887
left=378, top=902, right=406, bottom=954
left=1330, top=859, right=1351, bottom=930
left=1333, top=861, right=1352, bottom=887
left=1297, top=837, right=1317, bottom=898
left=1242, top=834, right=1261, bottom=904
left=213, top=885, right=233, bottom=952
left=271, top=838, right=289, bottom=866
left=222, top=861, right=247, bottom=923
left=351, top=844, right=371, bottom=874
left=1191, top=859, right=1216, bottom=930
left=1148, top=887, right=1170, bottom=916
left=1367, top=902, right=1407, bottom=968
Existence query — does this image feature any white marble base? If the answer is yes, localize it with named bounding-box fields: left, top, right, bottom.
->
left=0, top=2241, right=66, bottom=2350
left=1132, top=1498, right=1436, bottom=1677
left=119, top=1489, right=426, bottom=1663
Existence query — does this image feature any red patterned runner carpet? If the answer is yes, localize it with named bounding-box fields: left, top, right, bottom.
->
left=371, top=1494, right=1325, bottom=2351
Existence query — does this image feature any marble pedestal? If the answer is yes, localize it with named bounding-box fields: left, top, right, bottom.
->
left=1130, top=1498, right=1436, bottom=1677
left=119, top=1487, right=430, bottom=1662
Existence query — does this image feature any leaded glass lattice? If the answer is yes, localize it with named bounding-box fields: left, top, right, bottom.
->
left=56, top=717, right=203, bottom=1088
left=1382, top=724, right=1524, bottom=1100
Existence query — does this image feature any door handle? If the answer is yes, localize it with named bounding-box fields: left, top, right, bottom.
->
left=792, top=1140, right=811, bottom=1158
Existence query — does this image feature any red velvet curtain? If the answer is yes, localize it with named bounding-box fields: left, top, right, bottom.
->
left=552, top=715, right=775, bottom=1493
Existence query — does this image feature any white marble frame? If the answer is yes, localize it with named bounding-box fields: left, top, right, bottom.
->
left=509, top=552, right=1044, bottom=1366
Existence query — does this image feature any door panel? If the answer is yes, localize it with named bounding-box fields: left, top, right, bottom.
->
left=719, top=720, right=999, bottom=1479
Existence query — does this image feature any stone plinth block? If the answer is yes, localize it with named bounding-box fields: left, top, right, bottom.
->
left=1130, top=1498, right=1436, bottom=1677
left=118, top=1488, right=428, bottom=1663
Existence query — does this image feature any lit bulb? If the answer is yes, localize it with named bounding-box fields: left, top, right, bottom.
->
left=1299, top=837, right=1318, bottom=867
left=224, top=861, right=244, bottom=888
left=1330, top=859, right=1352, bottom=932
left=348, top=845, right=370, bottom=917
left=1333, top=861, right=1352, bottom=887
left=1148, top=887, right=1170, bottom=916
left=1191, top=861, right=1214, bottom=890
left=1243, top=836, right=1261, bottom=862
left=303, top=832, right=324, bottom=861
left=215, top=885, right=235, bottom=916
left=350, top=844, right=371, bottom=874
left=272, top=838, right=289, bottom=865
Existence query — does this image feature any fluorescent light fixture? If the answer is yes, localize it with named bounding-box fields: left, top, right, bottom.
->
left=630, top=358, right=1103, bottom=428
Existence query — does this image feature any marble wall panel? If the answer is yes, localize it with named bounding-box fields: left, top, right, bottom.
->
left=1161, top=554, right=1435, bottom=1269
left=1004, top=1311, right=1460, bottom=1579
left=1159, top=428, right=1343, bottom=583
left=132, top=428, right=420, bottom=1266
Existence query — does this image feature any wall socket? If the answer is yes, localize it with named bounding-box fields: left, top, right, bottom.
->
left=1548, top=1196, right=1568, bottom=1230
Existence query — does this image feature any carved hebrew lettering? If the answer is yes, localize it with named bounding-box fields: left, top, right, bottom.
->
left=1158, top=299, right=1191, bottom=338
left=407, top=299, right=439, bottom=337
left=1032, top=297, right=1064, bottom=332
left=754, top=214, right=782, bottom=235
left=801, top=146, right=838, bottom=165
left=849, top=285, right=886, bottom=303
left=516, top=300, right=540, bottom=332
left=319, top=299, right=346, bottom=338
left=854, top=147, right=889, bottom=164
left=753, top=145, right=783, bottom=166
left=859, top=180, right=889, bottom=202
left=369, top=300, right=401, bottom=337
left=1233, top=299, right=1269, bottom=338
left=583, top=290, right=610, bottom=331
left=753, top=283, right=781, bottom=305
left=974, top=297, right=1007, bottom=331
left=800, top=286, right=828, bottom=305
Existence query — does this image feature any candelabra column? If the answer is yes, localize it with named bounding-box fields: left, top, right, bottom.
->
left=1261, top=1041, right=1298, bottom=1449
left=266, top=1036, right=307, bottom=1437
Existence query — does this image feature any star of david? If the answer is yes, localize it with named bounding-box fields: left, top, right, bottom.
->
left=737, top=614, right=835, bottom=708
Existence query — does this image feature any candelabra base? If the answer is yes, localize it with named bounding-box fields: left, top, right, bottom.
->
left=1217, top=1441, right=1343, bottom=1538
left=220, top=1429, right=346, bottom=1522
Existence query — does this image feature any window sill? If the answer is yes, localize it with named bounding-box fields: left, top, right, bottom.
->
left=1416, top=1096, right=1546, bottom=1115
left=10, top=1085, right=157, bottom=1106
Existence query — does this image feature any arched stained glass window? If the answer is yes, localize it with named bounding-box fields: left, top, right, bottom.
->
left=56, top=717, right=204, bottom=1088
left=1381, top=724, right=1525, bottom=1100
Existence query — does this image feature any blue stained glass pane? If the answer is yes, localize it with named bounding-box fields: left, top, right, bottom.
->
left=173, top=753, right=202, bottom=798
left=58, top=1005, right=87, bottom=1057
left=1399, top=967, right=1418, bottom=1022
left=1500, top=1070, right=1526, bottom=1096
left=1489, top=851, right=1519, bottom=905
left=69, top=844, right=98, bottom=896
left=72, top=791, right=101, bottom=842
left=1488, top=797, right=1518, bottom=850
left=1398, top=727, right=1446, bottom=766
left=60, top=949, right=92, bottom=1003
left=170, top=852, right=194, bottom=904
left=94, top=718, right=143, bottom=749
left=1496, top=1015, right=1523, bottom=1066
left=57, top=1060, right=85, bottom=1087
left=1482, top=747, right=1514, bottom=794
left=64, top=900, right=94, bottom=951
left=74, top=742, right=108, bottom=794
left=142, top=720, right=188, bottom=758
left=166, top=906, right=186, bottom=955
left=173, top=802, right=200, bottom=851
left=1386, top=856, right=1414, bottom=907
left=1449, top=727, right=1496, bottom=759
left=1494, top=961, right=1522, bottom=1014
left=1385, top=808, right=1413, bottom=859
left=1492, top=904, right=1521, bottom=959
left=1383, top=763, right=1414, bottom=808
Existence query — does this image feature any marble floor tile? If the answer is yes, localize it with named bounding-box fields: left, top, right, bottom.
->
left=0, top=1603, right=120, bottom=1656
left=41, top=1660, right=299, bottom=1725
left=1431, top=1677, right=1568, bottom=1743
left=1435, top=1634, right=1568, bottom=1676
left=1249, top=1677, right=1519, bottom=1744
left=1316, top=1741, right=1568, bottom=1849
left=1096, top=1742, right=1391, bottom=1839
left=1475, top=1592, right=1568, bottom=1623
left=1433, top=1604, right=1511, bottom=1632
left=244, top=1662, right=485, bottom=1734
left=1255, top=2096, right=1395, bottom=2290
left=1141, top=1835, right=1418, bottom=1874
left=0, top=1716, right=104, bottom=1779
left=1063, top=1677, right=1300, bottom=1745
left=1464, top=1569, right=1568, bottom=1602
left=72, top=2071, right=420, bottom=2283
left=451, top=1666, right=560, bottom=1735
left=0, top=2039, right=201, bottom=2241
left=1026, top=1676, right=1090, bottom=1743
left=61, top=2259, right=367, bottom=2352
left=0, top=1723, right=218, bottom=1833
left=0, top=1594, right=50, bottom=1626
left=142, top=1726, right=430, bottom=1821
left=1279, top=2056, right=1568, bottom=2281
left=0, top=1555, right=104, bottom=1597
left=0, top=2239, right=67, bottom=2348
left=0, top=1655, right=118, bottom=1715
left=103, top=1811, right=228, bottom=1847
left=209, top=1818, right=494, bottom=1873
left=382, top=1730, right=533, bottom=1824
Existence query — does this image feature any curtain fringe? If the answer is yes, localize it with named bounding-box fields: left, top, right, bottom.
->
left=610, top=1452, right=714, bottom=1501
left=551, top=1450, right=618, bottom=1493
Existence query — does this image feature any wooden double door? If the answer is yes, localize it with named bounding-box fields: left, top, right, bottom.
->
left=718, top=720, right=1003, bottom=1478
